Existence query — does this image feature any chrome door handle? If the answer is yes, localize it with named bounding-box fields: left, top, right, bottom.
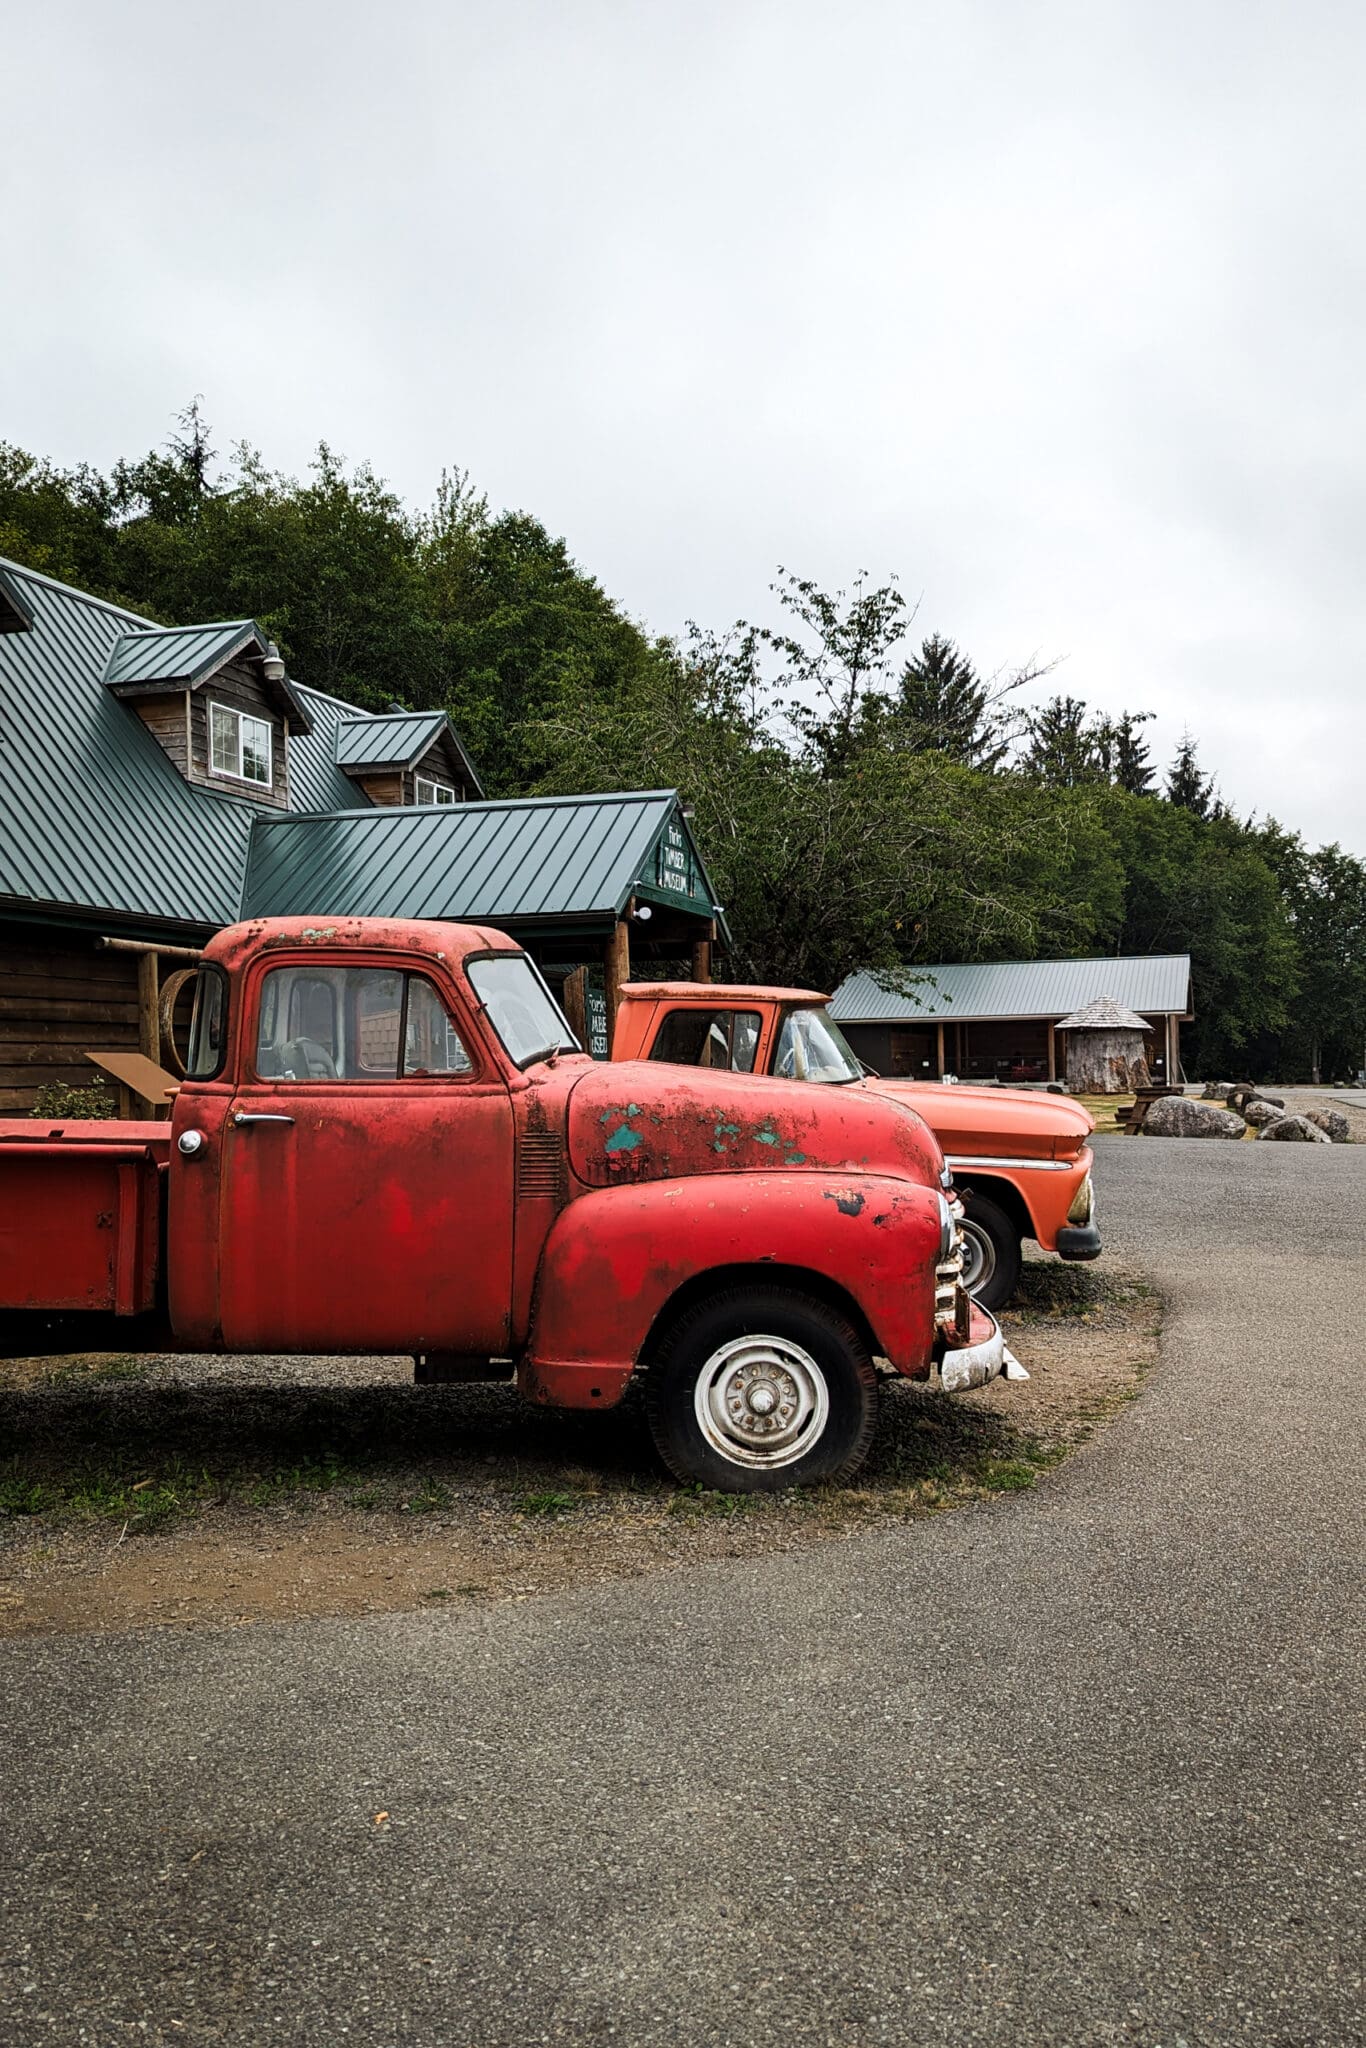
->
left=232, top=1112, right=296, bottom=1127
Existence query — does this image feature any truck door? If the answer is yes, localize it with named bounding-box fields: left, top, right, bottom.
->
left=215, top=956, right=515, bottom=1355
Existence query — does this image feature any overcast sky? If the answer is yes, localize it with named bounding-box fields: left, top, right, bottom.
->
left=7, top=1, right=1364, bottom=853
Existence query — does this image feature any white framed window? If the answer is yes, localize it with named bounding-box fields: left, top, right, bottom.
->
left=209, top=702, right=273, bottom=787
left=414, top=775, right=457, bottom=807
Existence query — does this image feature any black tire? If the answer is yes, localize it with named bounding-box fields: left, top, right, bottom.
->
left=645, top=1286, right=879, bottom=1493
left=957, top=1191, right=1021, bottom=1311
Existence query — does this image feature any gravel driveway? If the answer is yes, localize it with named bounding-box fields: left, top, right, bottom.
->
left=0, top=1135, right=1361, bottom=2046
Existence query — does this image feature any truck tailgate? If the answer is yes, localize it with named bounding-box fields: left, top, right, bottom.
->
left=0, top=1121, right=169, bottom=1315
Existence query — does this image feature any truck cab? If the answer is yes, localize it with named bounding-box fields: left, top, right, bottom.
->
left=612, top=982, right=1100, bottom=1309
left=1, top=919, right=1009, bottom=1492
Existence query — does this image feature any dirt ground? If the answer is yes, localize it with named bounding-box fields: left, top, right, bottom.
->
left=0, top=1260, right=1159, bottom=1638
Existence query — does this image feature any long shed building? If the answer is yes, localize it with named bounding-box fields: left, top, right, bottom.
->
left=829, top=956, right=1193, bottom=1086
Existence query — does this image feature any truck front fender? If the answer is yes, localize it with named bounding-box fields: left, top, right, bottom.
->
left=950, top=1145, right=1093, bottom=1252
left=522, top=1172, right=943, bottom=1410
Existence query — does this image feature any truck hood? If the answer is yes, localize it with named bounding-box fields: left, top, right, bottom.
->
left=863, top=1079, right=1094, bottom=1161
left=567, top=1062, right=945, bottom=1191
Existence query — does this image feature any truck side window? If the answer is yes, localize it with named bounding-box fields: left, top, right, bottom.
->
left=650, top=1008, right=761, bottom=1072
left=255, top=967, right=472, bottom=1081
left=186, top=966, right=228, bottom=1080
left=404, top=977, right=472, bottom=1075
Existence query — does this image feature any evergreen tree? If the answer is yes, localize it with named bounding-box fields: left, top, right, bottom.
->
left=1166, top=731, right=1215, bottom=816
left=1096, top=710, right=1156, bottom=795
left=890, top=634, right=1014, bottom=771
left=1021, top=695, right=1102, bottom=787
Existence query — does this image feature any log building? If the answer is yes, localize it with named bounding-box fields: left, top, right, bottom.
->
left=0, top=557, right=723, bottom=1112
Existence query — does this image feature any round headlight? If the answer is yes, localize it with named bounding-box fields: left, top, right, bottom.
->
left=936, top=1192, right=955, bottom=1262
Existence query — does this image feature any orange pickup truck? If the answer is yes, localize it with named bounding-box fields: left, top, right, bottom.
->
left=612, top=983, right=1099, bottom=1309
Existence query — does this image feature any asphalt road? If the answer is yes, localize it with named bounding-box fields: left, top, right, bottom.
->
left=2, top=1138, right=1363, bottom=2047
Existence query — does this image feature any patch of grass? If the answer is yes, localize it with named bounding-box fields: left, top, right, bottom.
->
left=403, top=1479, right=454, bottom=1514
left=0, top=1467, right=53, bottom=1518
left=518, top=1489, right=579, bottom=1519
left=970, top=1454, right=1042, bottom=1492
left=0, top=1460, right=222, bottom=1533
left=667, top=1483, right=761, bottom=1518
left=1072, top=1093, right=1133, bottom=1136
left=246, top=1455, right=349, bottom=1505
left=40, top=1355, right=149, bottom=1387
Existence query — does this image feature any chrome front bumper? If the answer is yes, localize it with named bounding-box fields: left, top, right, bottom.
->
left=933, top=1202, right=1023, bottom=1392
left=939, top=1301, right=1007, bottom=1392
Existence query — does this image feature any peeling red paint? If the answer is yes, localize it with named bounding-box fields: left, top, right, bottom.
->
left=3, top=919, right=958, bottom=1451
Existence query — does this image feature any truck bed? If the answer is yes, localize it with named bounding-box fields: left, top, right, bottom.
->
left=0, top=1119, right=169, bottom=1315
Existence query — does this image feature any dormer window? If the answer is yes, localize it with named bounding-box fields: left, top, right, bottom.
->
left=414, top=775, right=457, bottom=807
left=210, top=702, right=273, bottom=787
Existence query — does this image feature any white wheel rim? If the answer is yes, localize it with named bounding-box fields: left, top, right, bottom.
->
left=959, top=1219, right=997, bottom=1295
left=693, top=1335, right=830, bottom=1470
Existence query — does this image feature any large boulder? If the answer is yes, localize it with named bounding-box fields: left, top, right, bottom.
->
left=1242, top=1098, right=1283, bottom=1129
left=1304, top=1107, right=1352, bottom=1143
left=1201, top=1082, right=1234, bottom=1101
left=1142, top=1096, right=1246, bottom=1139
left=1228, top=1084, right=1279, bottom=1116
left=1258, top=1115, right=1331, bottom=1144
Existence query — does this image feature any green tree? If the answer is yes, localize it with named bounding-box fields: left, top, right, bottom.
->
left=1020, top=694, right=1103, bottom=786
left=1166, top=730, right=1215, bottom=817
left=1256, top=826, right=1366, bottom=1079
left=886, top=634, right=1020, bottom=771
left=1095, top=710, right=1156, bottom=795
left=531, top=588, right=1120, bottom=988
left=1101, top=790, right=1297, bottom=1074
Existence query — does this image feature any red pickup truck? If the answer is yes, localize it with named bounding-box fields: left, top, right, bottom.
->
left=0, top=917, right=1008, bottom=1492
left=612, top=983, right=1100, bottom=1310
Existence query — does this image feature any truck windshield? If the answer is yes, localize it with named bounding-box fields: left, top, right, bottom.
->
left=773, top=1007, right=864, bottom=1084
left=467, top=955, right=578, bottom=1067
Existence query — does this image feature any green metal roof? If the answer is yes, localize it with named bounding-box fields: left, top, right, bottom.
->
left=104, top=620, right=264, bottom=689
left=333, top=709, right=484, bottom=794
left=0, top=560, right=263, bottom=930
left=241, top=791, right=724, bottom=931
left=283, top=685, right=378, bottom=816
left=831, top=955, right=1193, bottom=1024
left=0, top=566, right=37, bottom=635
left=334, top=711, right=446, bottom=769
left=0, top=555, right=717, bottom=944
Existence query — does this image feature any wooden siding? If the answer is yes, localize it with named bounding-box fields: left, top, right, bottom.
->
left=412, top=738, right=477, bottom=800
left=0, top=927, right=199, bottom=1114
left=133, top=691, right=191, bottom=776
left=0, top=928, right=141, bottom=1113
left=189, top=659, right=289, bottom=808
left=357, top=772, right=404, bottom=807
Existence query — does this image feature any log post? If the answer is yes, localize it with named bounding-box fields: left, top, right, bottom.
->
left=1047, top=1024, right=1057, bottom=1082
left=136, top=952, right=166, bottom=1119
left=604, top=918, right=631, bottom=1049
left=561, top=967, right=588, bottom=1050
left=691, top=920, right=714, bottom=984
left=935, top=1023, right=945, bottom=1078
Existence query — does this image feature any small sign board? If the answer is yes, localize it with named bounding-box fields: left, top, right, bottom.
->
left=586, top=984, right=609, bottom=1060
left=85, top=1049, right=179, bottom=1105
left=634, top=811, right=713, bottom=917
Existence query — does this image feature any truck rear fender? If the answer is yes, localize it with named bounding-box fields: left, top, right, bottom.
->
left=522, top=1172, right=942, bottom=1410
